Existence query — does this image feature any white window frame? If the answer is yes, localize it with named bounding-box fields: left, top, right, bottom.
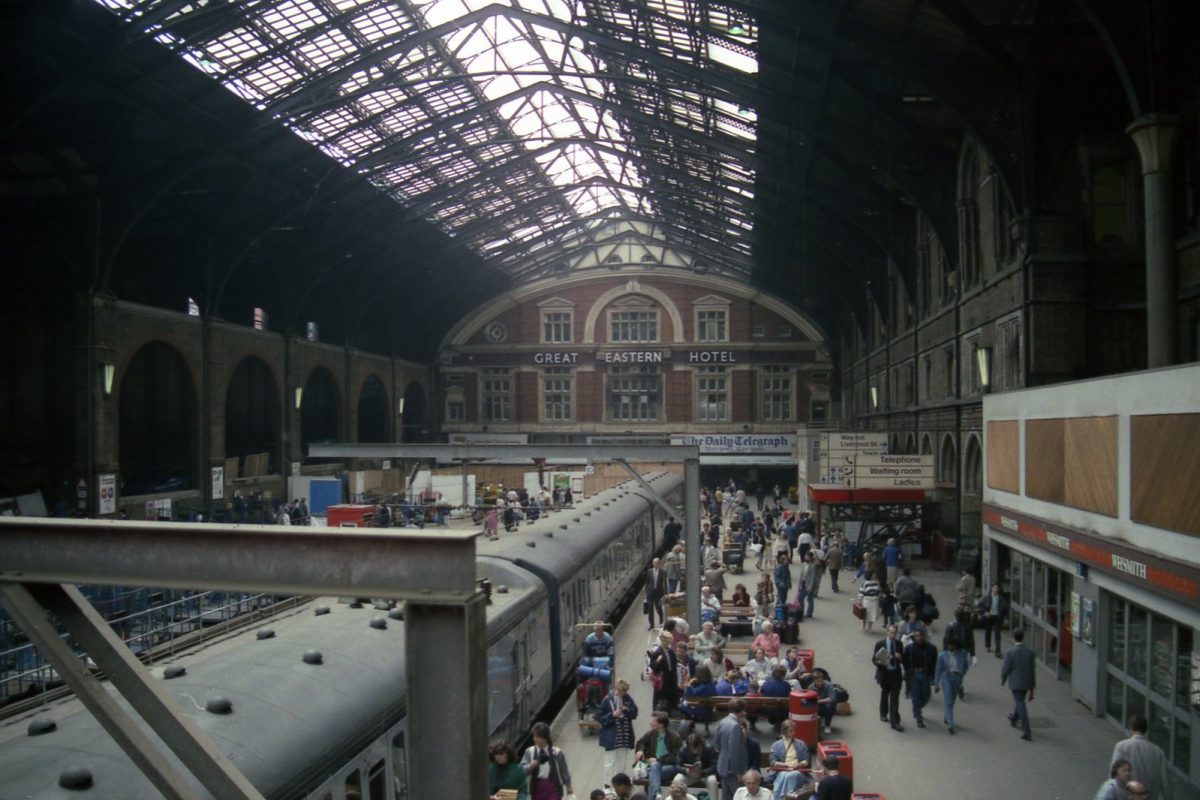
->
left=481, top=368, right=512, bottom=422
left=696, top=366, right=729, bottom=422
left=607, top=301, right=660, bottom=343
left=760, top=366, right=793, bottom=422
left=606, top=365, right=661, bottom=421
left=444, top=386, right=465, bottom=422
left=962, top=331, right=983, bottom=396
left=692, top=295, right=731, bottom=343
left=541, top=367, right=574, bottom=422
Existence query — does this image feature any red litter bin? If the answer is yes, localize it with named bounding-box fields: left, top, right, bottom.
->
left=796, top=648, right=815, bottom=673
left=817, top=740, right=853, bottom=781
left=788, top=689, right=819, bottom=747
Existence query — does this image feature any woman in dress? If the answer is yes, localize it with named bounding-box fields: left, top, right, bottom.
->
left=858, top=570, right=881, bottom=633
left=520, top=722, right=573, bottom=800
left=488, top=741, right=527, bottom=800
left=596, top=679, right=638, bottom=788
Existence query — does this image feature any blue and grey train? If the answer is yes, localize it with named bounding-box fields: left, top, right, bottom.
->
left=0, top=472, right=682, bottom=799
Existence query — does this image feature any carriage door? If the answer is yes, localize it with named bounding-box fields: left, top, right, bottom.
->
left=514, top=634, right=532, bottom=735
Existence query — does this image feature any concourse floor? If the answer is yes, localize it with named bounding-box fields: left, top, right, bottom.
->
left=548, top=543, right=1124, bottom=800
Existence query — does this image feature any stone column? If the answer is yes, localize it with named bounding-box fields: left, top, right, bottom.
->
left=1127, top=115, right=1179, bottom=368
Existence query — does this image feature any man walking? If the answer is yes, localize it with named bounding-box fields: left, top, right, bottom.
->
left=715, top=698, right=749, bottom=800
left=1000, top=628, right=1036, bottom=741
left=825, top=538, right=843, bottom=593
left=881, top=538, right=902, bottom=589
left=662, top=516, right=682, bottom=553
left=978, top=582, right=1009, bottom=657
left=645, top=558, right=667, bottom=629
left=934, top=637, right=970, bottom=733
left=902, top=627, right=937, bottom=728
left=873, top=624, right=904, bottom=731
left=1111, top=714, right=1174, bottom=799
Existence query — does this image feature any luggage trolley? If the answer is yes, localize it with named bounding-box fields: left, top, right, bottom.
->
left=576, top=622, right=614, bottom=734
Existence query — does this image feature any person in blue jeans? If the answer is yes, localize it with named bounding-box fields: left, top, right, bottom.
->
left=902, top=627, right=938, bottom=728
left=633, top=711, right=682, bottom=799
left=934, top=637, right=970, bottom=733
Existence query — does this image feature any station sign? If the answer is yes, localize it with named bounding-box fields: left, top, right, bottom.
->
left=851, top=454, right=935, bottom=489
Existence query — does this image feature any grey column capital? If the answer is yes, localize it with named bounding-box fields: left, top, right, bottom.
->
left=1126, top=114, right=1179, bottom=175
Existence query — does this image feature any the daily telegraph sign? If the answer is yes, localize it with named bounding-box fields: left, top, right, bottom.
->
left=671, top=433, right=796, bottom=455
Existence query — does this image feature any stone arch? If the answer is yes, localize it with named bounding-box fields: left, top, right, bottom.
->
left=300, top=367, right=341, bottom=456
left=357, top=374, right=389, bottom=443
left=119, top=341, right=197, bottom=495
left=400, top=381, right=427, bottom=443
left=581, top=280, right=685, bottom=343
left=226, top=356, right=281, bottom=476
left=905, top=433, right=916, bottom=454
left=920, top=433, right=933, bottom=455
left=939, top=432, right=958, bottom=485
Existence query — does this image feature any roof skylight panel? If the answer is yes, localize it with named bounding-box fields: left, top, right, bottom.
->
left=297, top=29, right=357, bottom=70
left=241, top=56, right=306, bottom=96
left=258, top=0, right=328, bottom=40
left=206, top=27, right=268, bottom=69
left=352, top=5, right=413, bottom=42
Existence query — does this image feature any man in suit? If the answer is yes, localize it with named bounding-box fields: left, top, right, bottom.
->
left=645, top=557, right=667, bottom=629
left=1111, top=713, right=1174, bottom=799
left=714, top=698, right=748, bottom=800
left=873, top=624, right=905, bottom=731
left=1000, top=628, right=1037, bottom=740
left=901, top=627, right=937, bottom=728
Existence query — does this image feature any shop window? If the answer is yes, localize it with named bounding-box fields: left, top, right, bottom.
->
left=697, top=366, right=728, bottom=422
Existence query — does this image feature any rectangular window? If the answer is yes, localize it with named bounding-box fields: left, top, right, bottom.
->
left=761, top=366, right=792, bottom=421
left=446, top=400, right=465, bottom=422
left=542, top=367, right=573, bottom=421
left=943, top=347, right=956, bottom=399
left=482, top=368, right=511, bottom=422
left=253, top=307, right=268, bottom=331
left=542, top=311, right=572, bottom=343
left=778, top=325, right=793, bottom=338
left=305, top=321, right=319, bottom=342
left=751, top=324, right=765, bottom=338
left=610, top=310, right=658, bottom=342
left=696, top=310, right=727, bottom=342
left=697, top=366, right=728, bottom=421
left=996, top=315, right=1022, bottom=390
left=608, top=365, right=660, bottom=421
left=964, top=334, right=983, bottom=395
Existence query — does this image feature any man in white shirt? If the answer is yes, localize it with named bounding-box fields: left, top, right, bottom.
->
left=732, top=769, right=774, bottom=800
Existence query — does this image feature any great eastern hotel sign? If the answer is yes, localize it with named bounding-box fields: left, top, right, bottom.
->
left=531, top=350, right=738, bottom=365
left=982, top=503, right=1199, bottom=605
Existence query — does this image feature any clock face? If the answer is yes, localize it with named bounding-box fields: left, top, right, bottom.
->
left=483, top=320, right=508, bottom=343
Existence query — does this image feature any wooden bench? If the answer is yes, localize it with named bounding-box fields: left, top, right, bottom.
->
left=689, top=694, right=790, bottom=718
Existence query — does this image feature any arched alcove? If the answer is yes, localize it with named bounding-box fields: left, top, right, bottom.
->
left=939, top=433, right=958, bottom=485
left=357, top=374, right=389, bottom=443
left=119, top=342, right=196, bottom=495
left=400, top=381, right=427, bottom=443
left=963, top=434, right=983, bottom=494
left=300, top=367, right=340, bottom=455
left=225, top=356, right=280, bottom=475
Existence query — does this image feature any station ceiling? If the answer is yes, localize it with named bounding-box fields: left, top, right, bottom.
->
left=0, top=1, right=1160, bottom=358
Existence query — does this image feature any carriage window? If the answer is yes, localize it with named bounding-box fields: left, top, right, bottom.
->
left=368, top=759, right=386, bottom=800
left=392, top=732, right=410, bottom=800
left=345, top=769, right=362, bottom=799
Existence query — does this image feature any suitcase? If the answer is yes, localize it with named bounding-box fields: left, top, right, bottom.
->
left=851, top=600, right=866, bottom=620
left=782, top=619, right=799, bottom=644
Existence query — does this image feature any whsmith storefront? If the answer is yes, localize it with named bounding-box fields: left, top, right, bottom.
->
left=982, top=366, right=1200, bottom=791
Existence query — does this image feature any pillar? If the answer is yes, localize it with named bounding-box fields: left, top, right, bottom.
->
left=684, top=457, right=701, bottom=631
left=1127, top=114, right=1179, bottom=368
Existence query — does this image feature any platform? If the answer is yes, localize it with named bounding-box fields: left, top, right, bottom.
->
left=548, top=533, right=1133, bottom=799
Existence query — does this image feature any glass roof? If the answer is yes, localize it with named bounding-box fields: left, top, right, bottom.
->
left=92, top=0, right=758, bottom=280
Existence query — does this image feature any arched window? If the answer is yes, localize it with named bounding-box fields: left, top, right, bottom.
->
left=920, top=433, right=933, bottom=455
left=939, top=434, right=958, bottom=485
left=963, top=435, right=983, bottom=494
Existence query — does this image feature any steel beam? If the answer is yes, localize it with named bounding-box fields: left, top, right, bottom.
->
left=406, top=593, right=489, bottom=800
left=614, top=459, right=681, bottom=522
left=0, top=518, right=478, bottom=598
left=684, top=457, right=701, bottom=631
left=309, top=443, right=700, bottom=462
left=0, top=582, right=203, bottom=800
left=5, top=583, right=266, bottom=800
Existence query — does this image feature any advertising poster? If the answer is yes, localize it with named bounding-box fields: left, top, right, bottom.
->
left=1081, top=597, right=1095, bottom=646
left=98, top=474, right=116, bottom=515
left=1070, top=592, right=1081, bottom=638
left=211, top=466, right=224, bottom=500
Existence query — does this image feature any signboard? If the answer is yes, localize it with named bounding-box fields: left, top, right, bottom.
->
left=815, top=431, right=889, bottom=483
left=449, top=432, right=529, bottom=445
left=851, top=454, right=935, bottom=490
left=98, top=474, right=116, bottom=515
left=821, top=431, right=889, bottom=451
left=211, top=466, right=224, bottom=500
left=1070, top=592, right=1081, bottom=638
left=527, top=349, right=739, bottom=365
left=670, top=434, right=795, bottom=455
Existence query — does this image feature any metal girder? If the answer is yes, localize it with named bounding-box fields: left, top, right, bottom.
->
left=0, top=582, right=265, bottom=800
left=0, top=582, right=206, bottom=800
left=0, top=518, right=478, bottom=598
left=614, top=459, right=682, bottom=521
left=309, top=443, right=701, bottom=462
